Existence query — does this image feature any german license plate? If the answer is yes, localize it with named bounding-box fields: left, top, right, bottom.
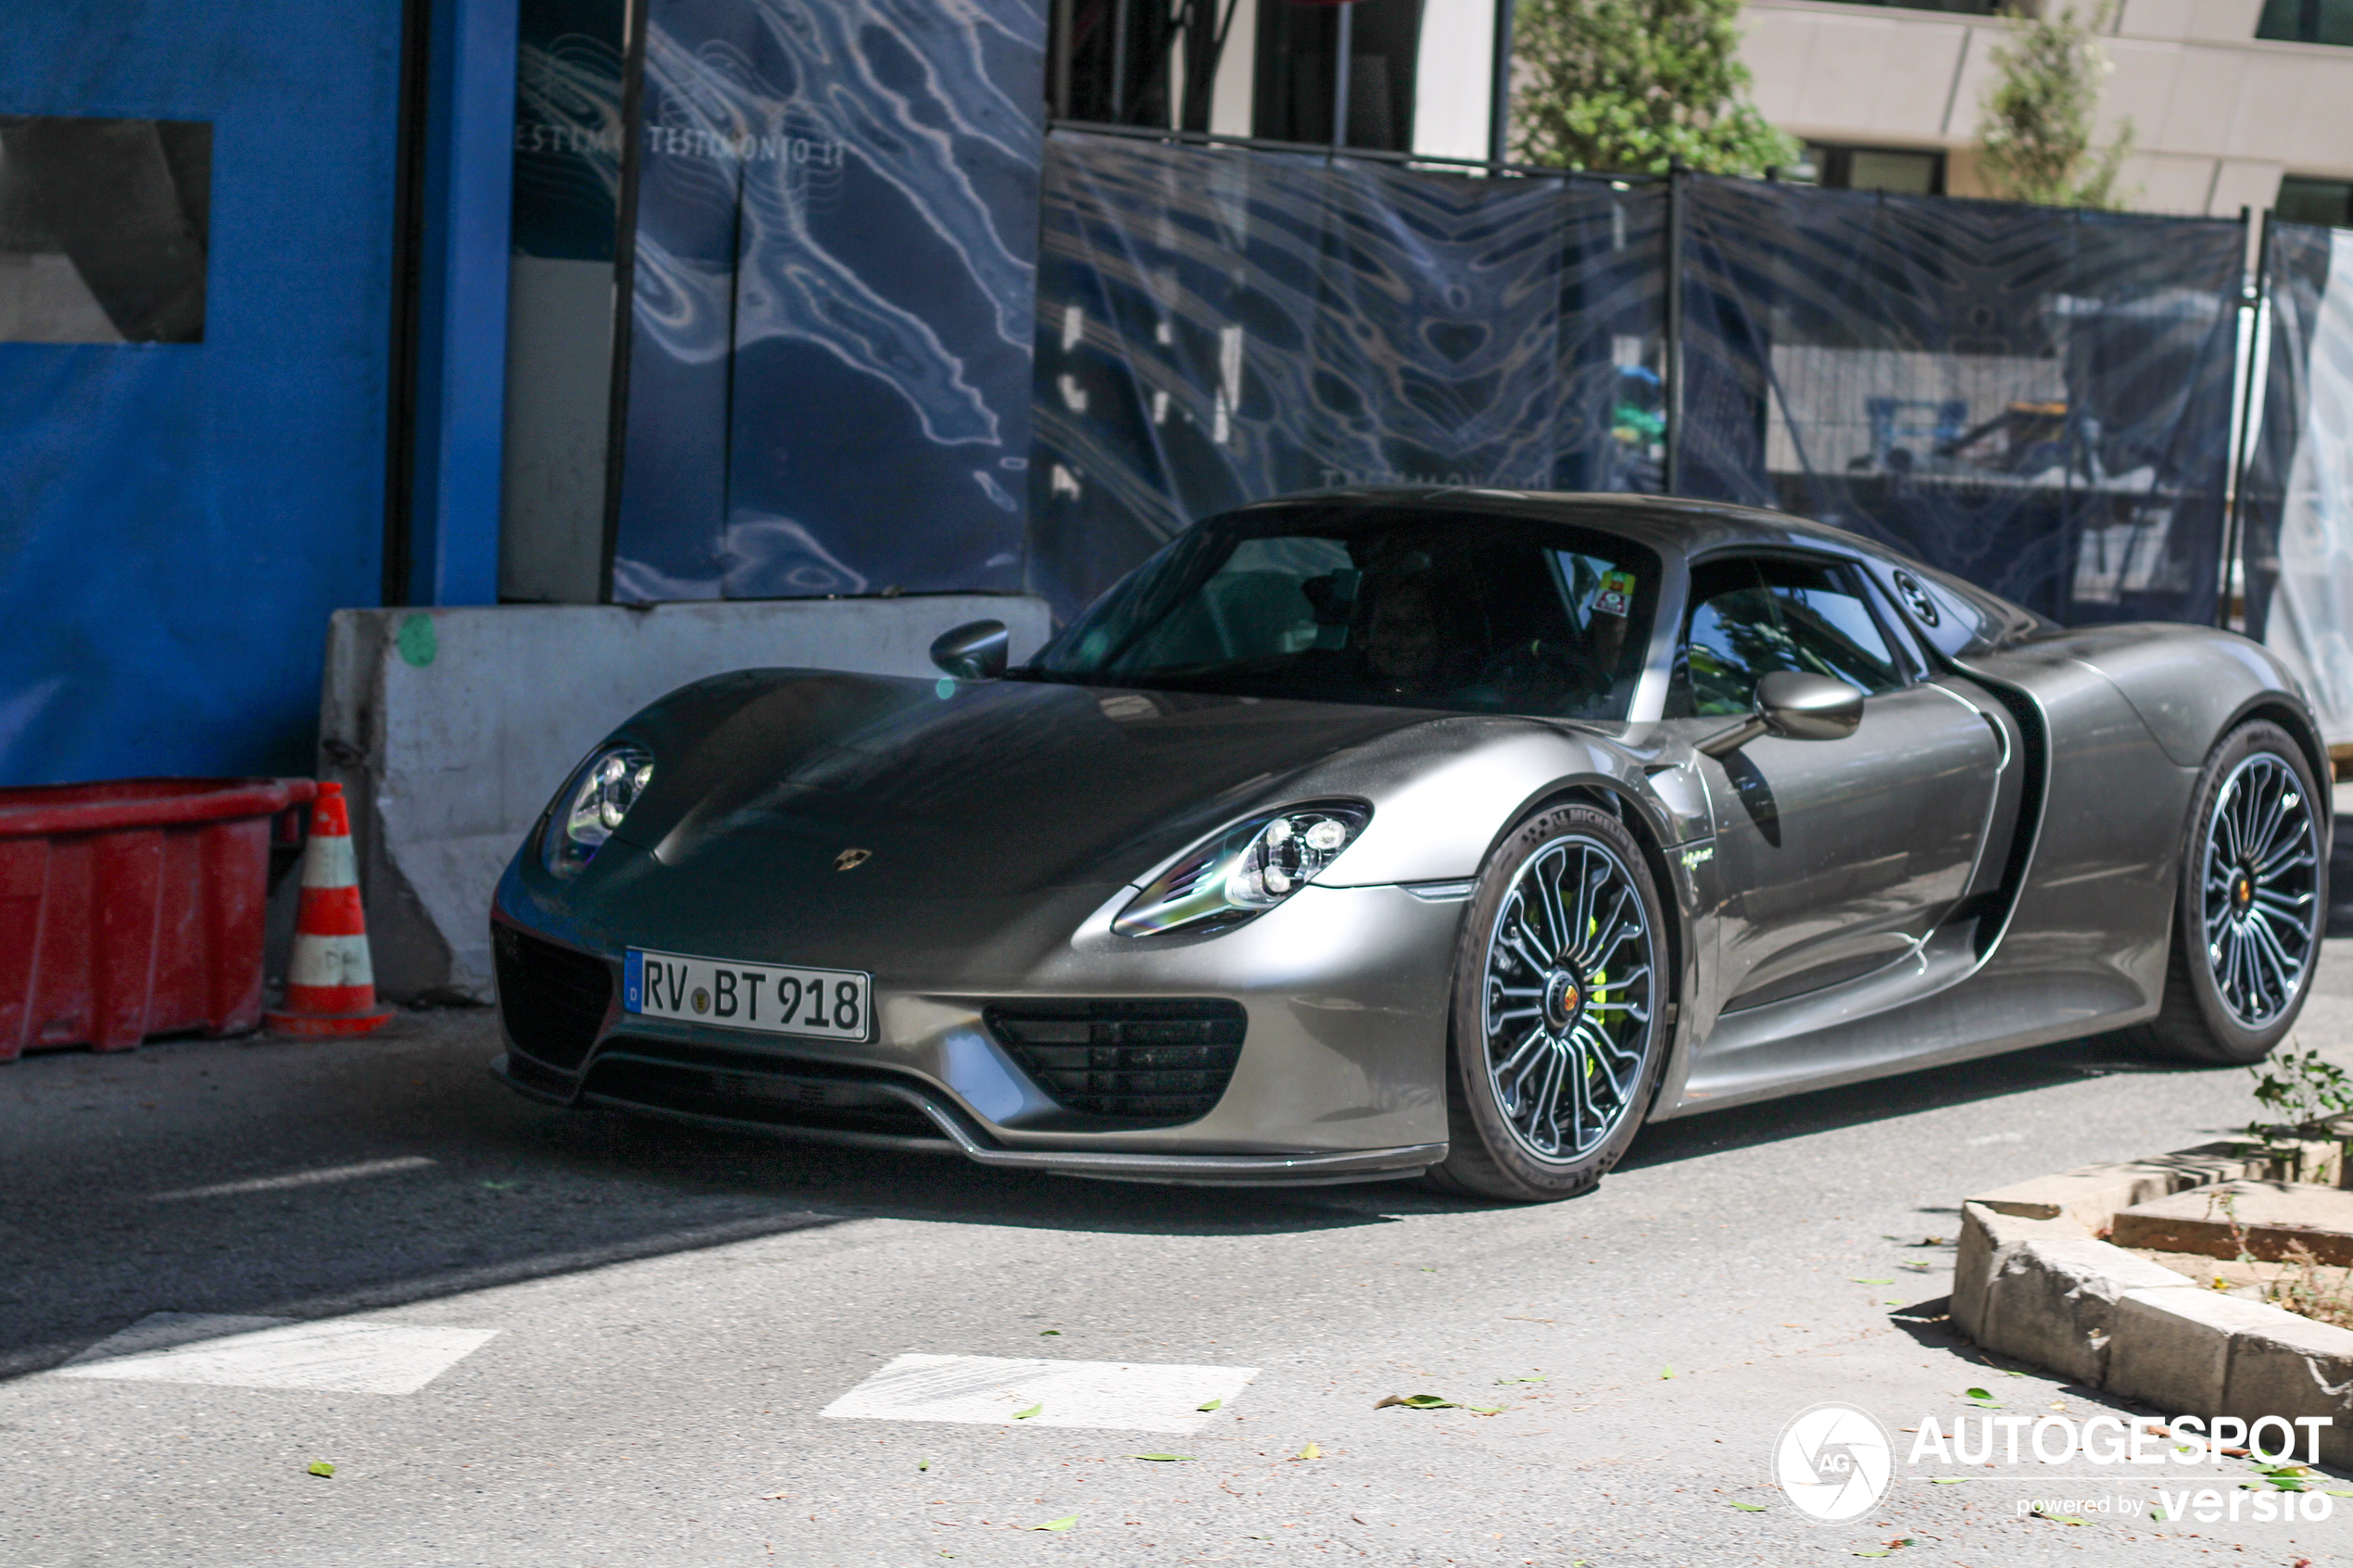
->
left=623, top=949, right=871, bottom=1041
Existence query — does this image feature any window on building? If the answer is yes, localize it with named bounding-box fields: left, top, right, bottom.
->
left=1810, top=0, right=1994, bottom=13
left=0, top=116, right=209, bottom=345
left=1253, top=0, right=1425, bottom=151
left=1052, top=0, right=1249, bottom=132
left=1791, top=144, right=1945, bottom=196
left=2258, top=0, right=2353, bottom=45
left=2277, top=175, right=2353, bottom=227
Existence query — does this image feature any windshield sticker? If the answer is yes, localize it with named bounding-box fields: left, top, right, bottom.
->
left=1592, top=571, right=1636, bottom=620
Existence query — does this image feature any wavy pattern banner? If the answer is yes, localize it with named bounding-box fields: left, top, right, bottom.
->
left=1680, top=177, right=2243, bottom=626
left=1028, top=132, right=1666, bottom=617
left=609, top=0, right=1044, bottom=602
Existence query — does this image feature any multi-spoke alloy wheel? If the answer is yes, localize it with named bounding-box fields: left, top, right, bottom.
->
left=1435, top=803, right=1670, bottom=1200
left=1480, top=835, right=1656, bottom=1161
left=2131, top=721, right=2326, bottom=1065
left=2199, top=752, right=2320, bottom=1029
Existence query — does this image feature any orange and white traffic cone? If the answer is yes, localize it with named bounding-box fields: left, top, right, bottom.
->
left=264, top=782, right=394, bottom=1036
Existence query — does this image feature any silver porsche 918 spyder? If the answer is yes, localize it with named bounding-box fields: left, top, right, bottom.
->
left=489, top=490, right=2330, bottom=1201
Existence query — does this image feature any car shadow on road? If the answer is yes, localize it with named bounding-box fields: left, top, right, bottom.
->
left=1617, top=1030, right=2231, bottom=1173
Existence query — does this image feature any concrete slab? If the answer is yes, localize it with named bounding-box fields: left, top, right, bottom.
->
left=2113, top=1179, right=2353, bottom=1266
left=1975, top=1236, right=2194, bottom=1386
left=819, top=1353, right=1258, bottom=1432
left=1968, top=1142, right=2271, bottom=1231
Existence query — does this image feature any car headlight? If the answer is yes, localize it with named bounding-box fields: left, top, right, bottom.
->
left=1114, top=802, right=1371, bottom=936
left=541, top=743, right=653, bottom=878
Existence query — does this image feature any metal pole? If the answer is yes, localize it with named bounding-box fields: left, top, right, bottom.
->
left=1051, top=0, right=1076, bottom=117
left=1111, top=0, right=1130, bottom=120
left=1488, top=0, right=1515, bottom=166
left=1662, top=158, right=1685, bottom=496
left=2221, top=206, right=2273, bottom=633
left=1331, top=1, right=1353, bottom=154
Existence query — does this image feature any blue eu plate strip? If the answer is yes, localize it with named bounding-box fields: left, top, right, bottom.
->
left=623, top=949, right=644, bottom=1012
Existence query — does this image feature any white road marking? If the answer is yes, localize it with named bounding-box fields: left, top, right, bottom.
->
left=150, top=1156, right=438, bottom=1200
left=55, top=1311, right=497, bottom=1395
left=823, top=1354, right=1257, bottom=1432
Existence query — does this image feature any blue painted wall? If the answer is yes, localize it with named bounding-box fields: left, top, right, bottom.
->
left=0, top=1, right=409, bottom=784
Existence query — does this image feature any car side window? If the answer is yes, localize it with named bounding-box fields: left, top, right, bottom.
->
left=1674, top=556, right=1906, bottom=718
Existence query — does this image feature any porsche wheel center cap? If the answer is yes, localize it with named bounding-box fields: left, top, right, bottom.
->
left=2233, top=871, right=2256, bottom=912
left=1543, top=969, right=1586, bottom=1033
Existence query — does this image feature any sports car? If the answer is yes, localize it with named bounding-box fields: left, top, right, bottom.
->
left=488, top=489, right=2329, bottom=1201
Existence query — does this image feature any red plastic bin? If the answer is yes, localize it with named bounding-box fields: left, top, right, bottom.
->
left=0, top=777, right=319, bottom=1060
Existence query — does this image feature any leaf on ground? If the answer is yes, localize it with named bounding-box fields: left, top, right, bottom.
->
left=1295, top=1442, right=1323, bottom=1460
left=1852, top=1277, right=1894, bottom=1285
left=1013, top=1404, right=1042, bottom=1420
left=918, top=1460, right=930, bottom=1472
left=1963, top=1387, right=1994, bottom=1401
left=1028, top=1515, right=1077, bottom=1532
left=1375, top=1393, right=1500, bottom=1413
left=2322, top=1487, right=2353, bottom=1498
left=306, top=1461, right=334, bottom=1478
left=1926, top=1476, right=1971, bottom=1484
left=1900, top=1261, right=1932, bottom=1272
left=1495, top=1374, right=1547, bottom=1385
left=761, top=1490, right=792, bottom=1499
left=1729, top=1500, right=1768, bottom=1512
left=1038, top=1329, right=1061, bottom=1336
left=2034, top=1511, right=2091, bottom=1525
left=1853, top=1552, right=1890, bottom=1559
left=1130, top=1454, right=1194, bottom=1462
left=1660, top=1365, right=1676, bottom=1379
left=1197, top=1398, right=1223, bottom=1411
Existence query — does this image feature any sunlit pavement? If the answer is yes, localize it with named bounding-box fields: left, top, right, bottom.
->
left=7, top=948, right=2353, bottom=1566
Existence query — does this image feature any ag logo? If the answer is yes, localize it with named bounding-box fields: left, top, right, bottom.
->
left=834, top=847, right=872, bottom=872
left=1774, top=1402, right=1894, bottom=1523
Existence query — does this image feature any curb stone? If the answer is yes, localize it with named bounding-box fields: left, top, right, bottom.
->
left=1954, top=1142, right=2353, bottom=1467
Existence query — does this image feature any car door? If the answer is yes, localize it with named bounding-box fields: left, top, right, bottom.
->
left=1671, top=552, right=2003, bottom=1012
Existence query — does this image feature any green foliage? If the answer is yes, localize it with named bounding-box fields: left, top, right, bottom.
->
left=2246, top=1047, right=2353, bottom=1141
left=1508, top=0, right=1799, bottom=176
left=1977, top=2, right=2135, bottom=208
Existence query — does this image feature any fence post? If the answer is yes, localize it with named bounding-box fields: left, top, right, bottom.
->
left=1488, top=0, right=1516, bottom=166
left=1663, top=159, right=1685, bottom=497
left=2221, top=207, right=2272, bottom=633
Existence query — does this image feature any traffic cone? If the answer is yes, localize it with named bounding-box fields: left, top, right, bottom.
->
left=265, top=782, right=394, bottom=1036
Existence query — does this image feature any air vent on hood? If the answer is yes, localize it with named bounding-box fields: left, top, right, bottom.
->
left=984, top=998, right=1246, bottom=1125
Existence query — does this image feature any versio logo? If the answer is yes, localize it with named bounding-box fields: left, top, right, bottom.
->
left=1776, top=1402, right=1895, bottom=1523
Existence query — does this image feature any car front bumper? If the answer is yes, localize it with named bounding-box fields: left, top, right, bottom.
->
left=488, top=860, right=1468, bottom=1185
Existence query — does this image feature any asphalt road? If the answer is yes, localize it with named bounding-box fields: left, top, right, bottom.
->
left=9, top=948, right=2353, bottom=1567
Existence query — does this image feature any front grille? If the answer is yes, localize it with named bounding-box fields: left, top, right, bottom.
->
left=581, top=1038, right=940, bottom=1139
left=985, top=998, right=1246, bottom=1124
left=492, top=924, right=612, bottom=1071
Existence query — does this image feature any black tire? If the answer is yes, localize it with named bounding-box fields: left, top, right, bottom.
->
left=1428, top=802, right=1673, bottom=1201
left=2125, top=720, right=2325, bottom=1064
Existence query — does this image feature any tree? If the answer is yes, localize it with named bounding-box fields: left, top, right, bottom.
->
left=1508, top=0, right=1800, bottom=177
left=1977, top=2, right=2135, bottom=208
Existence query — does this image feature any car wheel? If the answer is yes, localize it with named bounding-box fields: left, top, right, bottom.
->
left=2127, top=721, right=2325, bottom=1065
left=1429, top=802, right=1672, bottom=1201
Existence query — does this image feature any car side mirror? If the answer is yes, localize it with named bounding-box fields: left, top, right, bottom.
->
left=1696, top=671, right=1864, bottom=758
left=930, top=619, right=1009, bottom=681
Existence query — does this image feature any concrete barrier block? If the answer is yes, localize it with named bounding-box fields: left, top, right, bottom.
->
left=2106, top=1286, right=2296, bottom=1412
left=2221, top=1309, right=2353, bottom=1467
left=319, top=596, right=1054, bottom=1001
left=1952, top=1200, right=2090, bottom=1342
left=1977, top=1237, right=2194, bottom=1386
left=1969, top=1144, right=2271, bottom=1232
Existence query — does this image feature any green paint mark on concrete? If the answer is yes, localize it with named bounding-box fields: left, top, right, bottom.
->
left=396, top=614, right=438, bottom=668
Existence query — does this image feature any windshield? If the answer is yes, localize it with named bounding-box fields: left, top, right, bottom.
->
left=1026, top=505, right=1662, bottom=720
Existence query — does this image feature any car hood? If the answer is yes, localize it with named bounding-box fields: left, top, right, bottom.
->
left=598, top=671, right=1434, bottom=900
